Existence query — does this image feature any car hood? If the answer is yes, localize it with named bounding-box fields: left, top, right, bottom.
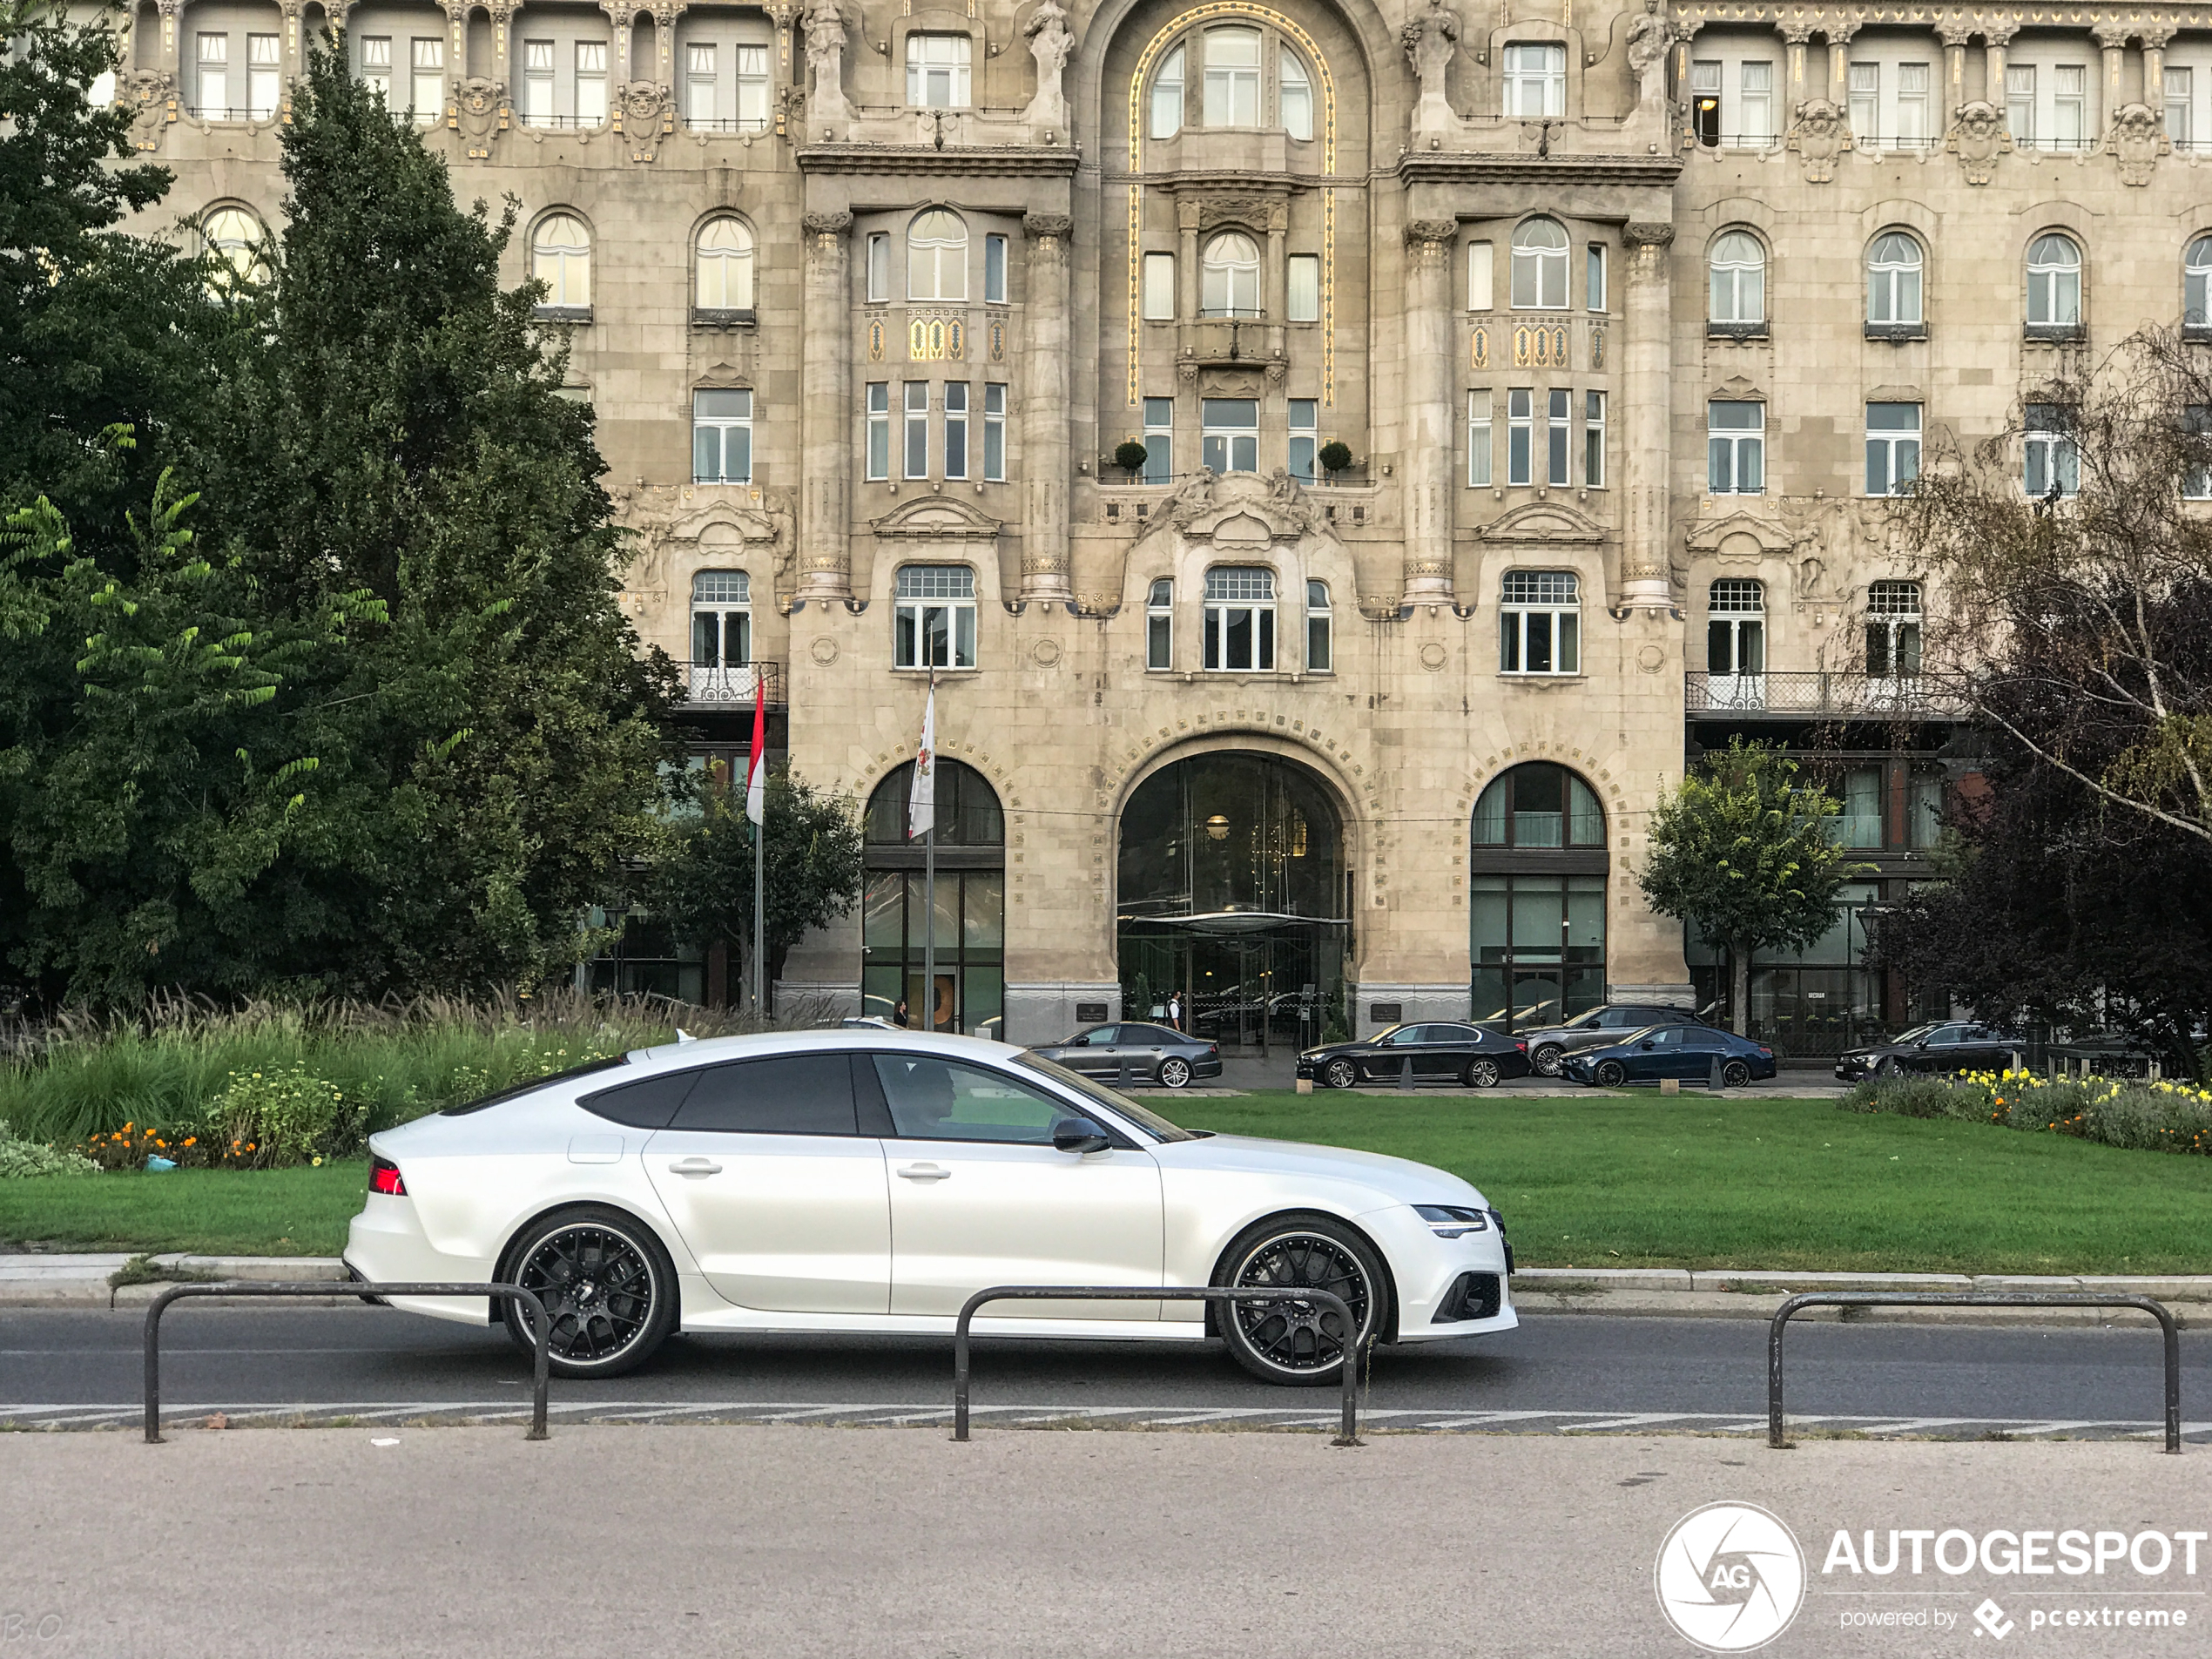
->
left=1152, top=1131, right=1488, bottom=1209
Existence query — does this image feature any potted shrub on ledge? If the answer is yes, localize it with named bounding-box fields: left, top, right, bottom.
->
left=1113, top=441, right=1149, bottom=482
left=1318, top=440, right=1353, bottom=482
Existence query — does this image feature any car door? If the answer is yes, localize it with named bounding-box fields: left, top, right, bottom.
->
left=868, top=1052, right=1163, bottom=1320
left=1624, top=1026, right=1683, bottom=1080
left=1353, top=1028, right=1402, bottom=1083
left=1059, top=1026, right=1116, bottom=1077
left=1417, top=1024, right=1480, bottom=1081
left=1675, top=1025, right=1730, bottom=1082
left=642, top=1053, right=891, bottom=1313
left=1909, top=1025, right=1965, bottom=1073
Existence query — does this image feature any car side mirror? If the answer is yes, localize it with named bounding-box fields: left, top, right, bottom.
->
left=1639, top=1041, right=1655, bottom=1051
left=1053, top=1118, right=1112, bottom=1155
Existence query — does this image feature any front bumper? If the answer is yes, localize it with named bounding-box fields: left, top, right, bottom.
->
left=1835, top=1056, right=1871, bottom=1081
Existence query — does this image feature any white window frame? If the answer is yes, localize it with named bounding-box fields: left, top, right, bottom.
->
left=1467, top=389, right=1494, bottom=487
left=195, top=32, right=227, bottom=118
left=1203, top=566, right=1277, bottom=672
left=1199, top=232, right=1262, bottom=318
left=1546, top=388, right=1570, bottom=487
left=1143, top=397, right=1173, bottom=484
left=1511, top=218, right=1569, bottom=310
left=2027, top=233, right=2081, bottom=327
left=1865, top=580, right=1923, bottom=677
left=983, top=383, right=1006, bottom=482
left=1737, top=58, right=1775, bottom=143
left=1203, top=26, right=1261, bottom=126
left=574, top=39, right=608, bottom=125
left=943, top=381, right=969, bottom=481
left=908, top=210, right=968, bottom=302
left=696, top=217, right=755, bottom=310
left=1289, top=399, right=1318, bottom=482
left=1499, top=570, right=1581, bottom=676
left=1286, top=253, right=1319, bottom=323
left=867, top=233, right=891, bottom=302
left=360, top=35, right=392, bottom=103
left=531, top=212, right=590, bottom=309
left=2188, top=236, right=2212, bottom=327
left=906, top=32, right=972, bottom=109
left=1582, top=391, right=1606, bottom=488
left=1708, top=400, right=1765, bottom=495
left=1467, top=240, right=1494, bottom=311
left=2008, top=47, right=2095, bottom=151
left=692, top=388, right=753, bottom=484
left=1280, top=48, right=1313, bottom=140
left=866, top=382, right=891, bottom=481
left=984, top=234, right=1008, bottom=305
left=894, top=565, right=978, bottom=671
left=1142, top=251, right=1176, bottom=320
left=735, top=44, right=769, bottom=129
left=1709, top=231, right=1765, bottom=325
left=1305, top=580, right=1333, bottom=673
left=685, top=43, right=716, bottom=125
left=1586, top=243, right=1606, bottom=312
left=246, top=32, right=280, bottom=118
left=2024, top=403, right=2080, bottom=499
left=408, top=36, right=443, bottom=126
left=1865, top=402, right=1921, bottom=497
left=1690, top=57, right=1722, bottom=145
left=2163, top=64, right=2193, bottom=147
left=522, top=38, right=553, bottom=124
left=691, top=570, right=752, bottom=678
left=1866, top=231, right=1924, bottom=325
left=2182, top=404, right=2212, bottom=499
left=1507, top=388, right=1533, bottom=486
left=1501, top=42, right=1564, bottom=118
left=903, top=381, right=930, bottom=480
left=1706, top=577, right=1764, bottom=690
left=1146, top=578, right=1174, bottom=671
left=1200, top=398, right=1258, bottom=474
left=2005, top=63, right=2035, bottom=143
left=1150, top=44, right=1184, bottom=138
left=1847, top=59, right=1878, bottom=138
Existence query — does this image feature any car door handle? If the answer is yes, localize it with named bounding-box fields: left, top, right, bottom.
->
left=667, top=1157, right=723, bottom=1176
left=896, top=1163, right=952, bottom=1182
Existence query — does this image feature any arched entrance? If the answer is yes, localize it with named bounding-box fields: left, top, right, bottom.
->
left=862, top=759, right=1003, bottom=1034
left=1469, top=762, right=1608, bottom=1029
left=1116, top=752, right=1348, bottom=1050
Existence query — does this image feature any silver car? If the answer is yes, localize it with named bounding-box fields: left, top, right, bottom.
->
left=1028, top=1022, right=1224, bottom=1089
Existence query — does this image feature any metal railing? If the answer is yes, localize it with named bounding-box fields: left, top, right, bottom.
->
left=1768, top=1291, right=2182, bottom=1454
left=144, top=1280, right=552, bottom=1444
left=1686, top=670, right=1953, bottom=718
left=954, top=1285, right=1363, bottom=1446
left=681, top=659, right=783, bottom=707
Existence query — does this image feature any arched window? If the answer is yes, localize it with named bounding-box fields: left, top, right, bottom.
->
left=1865, top=579, right=1923, bottom=676
left=1279, top=49, right=1312, bottom=140
left=2186, top=235, right=2212, bottom=327
left=1709, top=231, right=1765, bottom=325
left=1305, top=579, right=1332, bottom=673
left=907, top=208, right=967, bottom=301
left=531, top=212, right=590, bottom=309
left=1469, top=762, right=1607, bottom=1030
left=2027, top=233, right=2081, bottom=327
left=1202, top=26, right=1260, bottom=125
left=1866, top=232, right=1922, bottom=326
left=1706, top=577, right=1765, bottom=678
left=1150, top=44, right=1184, bottom=138
left=1145, top=578, right=1173, bottom=670
left=1510, top=218, right=1568, bottom=310
left=695, top=217, right=755, bottom=311
left=864, top=759, right=1004, bottom=1033
left=1200, top=231, right=1262, bottom=317
left=688, top=570, right=753, bottom=700
left=199, top=206, right=269, bottom=286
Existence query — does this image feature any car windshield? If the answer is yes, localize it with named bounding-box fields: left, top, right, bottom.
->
left=1890, top=1022, right=1942, bottom=1046
left=1561, top=1008, right=1605, bottom=1029
left=1009, top=1051, right=1200, bottom=1141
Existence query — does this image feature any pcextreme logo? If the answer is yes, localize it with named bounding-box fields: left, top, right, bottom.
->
left=1656, top=1501, right=1809, bottom=1653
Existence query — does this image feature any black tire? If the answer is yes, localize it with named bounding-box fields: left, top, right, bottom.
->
left=1875, top=1055, right=1899, bottom=1078
left=1594, top=1059, right=1628, bottom=1089
left=1463, top=1057, right=1501, bottom=1089
left=1157, top=1055, right=1193, bottom=1089
left=502, top=1205, right=677, bottom=1380
left=1322, top=1057, right=1357, bottom=1089
left=1217, top=1212, right=1388, bottom=1386
left=1721, top=1059, right=1752, bottom=1089
left=1532, top=1043, right=1565, bottom=1077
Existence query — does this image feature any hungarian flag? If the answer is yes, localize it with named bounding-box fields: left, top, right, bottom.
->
left=744, top=686, right=767, bottom=826
left=907, top=677, right=935, bottom=840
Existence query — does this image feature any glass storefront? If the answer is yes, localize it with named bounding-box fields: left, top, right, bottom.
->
left=861, top=759, right=1003, bottom=1034
left=581, top=907, right=705, bottom=1005
left=1469, top=763, right=1608, bottom=1030
left=1685, top=880, right=1941, bottom=1055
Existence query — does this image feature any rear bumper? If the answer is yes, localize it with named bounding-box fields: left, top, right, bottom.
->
left=344, top=1195, right=497, bottom=1326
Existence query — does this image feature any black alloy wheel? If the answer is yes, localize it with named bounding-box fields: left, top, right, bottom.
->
left=1722, top=1059, right=1752, bottom=1088
left=1463, top=1057, right=1501, bottom=1089
left=1157, top=1055, right=1193, bottom=1089
left=1593, top=1059, right=1628, bottom=1089
left=505, top=1206, right=676, bottom=1379
left=1322, top=1057, right=1357, bottom=1089
left=1218, top=1215, right=1384, bottom=1386
left=1531, top=1043, right=1565, bottom=1077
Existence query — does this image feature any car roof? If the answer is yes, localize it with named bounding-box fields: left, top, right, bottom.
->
left=622, top=1028, right=1022, bottom=1077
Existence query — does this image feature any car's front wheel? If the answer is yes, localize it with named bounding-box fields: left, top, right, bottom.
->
left=1463, top=1057, right=1501, bottom=1089
left=1722, top=1059, right=1752, bottom=1089
left=1322, top=1057, right=1357, bottom=1089
left=1157, top=1055, right=1193, bottom=1089
left=1217, top=1213, right=1386, bottom=1386
left=1593, top=1059, right=1628, bottom=1089
left=503, top=1205, right=677, bottom=1380
left=1532, top=1043, right=1565, bottom=1077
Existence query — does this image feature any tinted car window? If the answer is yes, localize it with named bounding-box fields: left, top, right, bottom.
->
left=1079, top=1025, right=1119, bottom=1045
left=669, top=1055, right=860, bottom=1136
left=578, top=1068, right=699, bottom=1129
left=1122, top=1023, right=1178, bottom=1043
left=1641, top=1027, right=1682, bottom=1049
left=874, top=1055, right=1076, bottom=1144
left=1430, top=1024, right=1482, bottom=1042
left=1597, top=1009, right=1638, bottom=1028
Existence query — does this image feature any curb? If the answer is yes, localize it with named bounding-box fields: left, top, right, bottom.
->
left=0, top=1254, right=347, bottom=1310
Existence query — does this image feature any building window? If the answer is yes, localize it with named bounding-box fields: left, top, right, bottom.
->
left=1143, top=397, right=1172, bottom=483
left=1142, top=252, right=1176, bottom=320
left=1706, top=577, right=1764, bottom=676
left=195, top=33, right=226, bottom=117
left=521, top=39, right=553, bottom=123
left=1690, top=57, right=1721, bottom=145
left=2024, top=402, right=2079, bottom=499
left=906, top=33, right=971, bottom=108
left=1507, top=388, right=1533, bottom=485
left=982, top=233, right=1007, bottom=304
left=1846, top=60, right=1877, bottom=137
left=1865, top=402, right=1921, bottom=496
left=1501, top=42, right=1564, bottom=118
left=983, top=383, right=1006, bottom=482
left=692, top=388, right=753, bottom=483
left=199, top=206, right=269, bottom=287
left=696, top=217, right=755, bottom=311
left=894, top=565, right=977, bottom=670
left=1203, top=26, right=1261, bottom=125
left=1289, top=399, right=1318, bottom=482
left=866, top=382, right=890, bottom=481
left=691, top=570, right=752, bottom=675
left=1467, top=389, right=1494, bottom=487
left=1280, top=49, right=1312, bottom=140
left=736, top=44, right=768, bottom=129
left=1467, top=240, right=1494, bottom=310
left=531, top=213, right=590, bottom=310
left=1865, top=580, right=1922, bottom=676
left=908, top=209, right=967, bottom=301
left=1895, top=59, right=1929, bottom=144
left=2053, top=62, right=2087, bottom=147
left=1709, top=231, right=1764, bottom=325
left=1200, top=232, right=1262, bottom=317
left=1150, top=44, right=1184, bottom=138
left=1586, top=243, right=1606, bottom=311
left=1511, top=217, right=1569, bottom=309
left=243, top=33, right=278, bottom=118
left=1201, top=398, right=1258, bottom=474
left=1146, top=578, right=1173, bottom=670
left=1305, top=580, right=1332, bottom=673
left=684, top=44, right=716, bottom=121
left=2027, top=233, right=2081, bottom=327
left=1473, top=760, right=1605, bottom=848
left=1500, top=570, right=1580, bottom=676
left=1738, top=59, right=1774, bottom=141
left=2185, top=404, right=2212, bottom=500
left=1546, top=388, right=1570, bottom=486
left=1287, top=253, right=1319, bottom=322
left=1471, top=765, right=1607, bottom=1032
left=1866, top=231, right=1923, bottom=326
left=866, top=232, right=890, bottom=301
left=408, top=37, right=442, bottom=125
left=1203, top=566, right=1276, bottom=671
left=903, top=382, right=930, bottom=479
left=1583, top=391, right=1605, bottom=487
left=2005, top=64, right=2034, bottom=141
left=943, top=381, right=969, bottom=480
left=2186, top=235, right=2212, bottom=326
left=863, top=760, right=1004, bottom=1034
left=360, top=35, right=391, bottom=103
left=1708, top=400, right=1764, bottom=495
left=575, top=40, right=608, bottom=125
left=2166, top=66, right=2192, bottom=146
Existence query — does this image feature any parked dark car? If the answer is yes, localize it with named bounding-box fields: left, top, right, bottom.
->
left=1513, top=1004, right=1709, bottom=1077
left=1028, top=1022, right=1222, bottom=1089
left=1834, top=1022, right=2027, bottom=1082
left=1297, top=1022, right=1533, bottom=1090
left=1562, top=1024, right=1777, bottom=1089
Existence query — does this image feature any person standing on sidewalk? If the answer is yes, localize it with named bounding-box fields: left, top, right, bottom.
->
left=1167, top=992, right=1183, bottom=1033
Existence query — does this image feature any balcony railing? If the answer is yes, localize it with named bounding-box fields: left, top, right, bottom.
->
left=680, top=659, right=782, bottom=708
left=1686, top=670, right=1954, bottom=718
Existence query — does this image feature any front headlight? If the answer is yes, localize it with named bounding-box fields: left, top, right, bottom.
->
left=1413, top=1204, right=1489, bottom=1239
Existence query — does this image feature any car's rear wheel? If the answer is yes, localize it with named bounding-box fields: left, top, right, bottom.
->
left=1157, top=1055, right=1193, bottom=1089
left=502, top=1205, right=677, bottom=1379
left=1322, top=1057, right=1357, bottom=1089
left=1722, top=1060, right=1752, bottom=1089
left=1532, top=1043, right=1565, bottom=1077
left=1463, top=1057, right=1501, bottom=1089
left=1594, top=1059, right=1628, bottom=1089
left=1217, top=1213, right=1386, bottom=1386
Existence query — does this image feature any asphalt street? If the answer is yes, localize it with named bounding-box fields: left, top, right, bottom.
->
left=2, top=1305, right=2202, bottom=1439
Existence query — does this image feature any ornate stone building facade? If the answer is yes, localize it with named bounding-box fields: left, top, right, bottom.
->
left=117, top=0, right=2209, bottom=1048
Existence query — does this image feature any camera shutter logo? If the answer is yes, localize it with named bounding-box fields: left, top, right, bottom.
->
left=1655, top=1501, right=1806, bottom=1652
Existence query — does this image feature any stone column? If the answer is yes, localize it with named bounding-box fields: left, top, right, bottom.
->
left=1781, top=19, right=1815, bottom=111
left=798, top=210, right=853, bottom=601
left=1176, top=196, right=1201, bottom=321
left=1263, top=203, right=1287, bottom=323
left=1825, top=21, right=1858, bottom=114
left=2093, top=23, right=2128, bottom=132
left=1620, top=220, right=1675, bottom=608
left=1939, top=21, right=1973, bottom=122
left=1021, top=213, right=1074, bottom=602
left=604, top=1, right=633, bottom=82
left=2144, top=26, right=2175, bottom=124
left=1985, top=22, right=2017, bottom=130
left=156, top=0, right=183, bottom=80
left=1400, top=218, right=1456, bottom=603
left=651, top=2, right=678, bottom=86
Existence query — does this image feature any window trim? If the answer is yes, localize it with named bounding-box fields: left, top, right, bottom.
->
left=1202, top=565, right=1278, bottom=673
left=1510, top=217, right=1570, bottom=311
left=1200, top=396, right=1259, bottom=475
left=1142, top=397, right=1173, bottom=485
left=983, top=382, right=1006, bottom=482
left=1707, top=399, right=1766, bottom=496
left=904, top=30, right=974, bottom=109
left=1468, top=388, right=1494, bottom=488
left=1305, top=579, right=1333, bottom=674
left=1146, top=577, right=1174, bottom=671
left=691, top=387, right=755, bottom=484
left=903, top=381, right=931, bottom=481
left=1864, top=401, right=1922, bottom=498
left=1199, top=230, right=1263, bottom=319
left=893, top=564, right=979, bottom=671
left=1498, top=570, right=1581, bottom=678
left=866, top=381, right=891, bottom=482
left=1501, top=40, right=1566, bottom=118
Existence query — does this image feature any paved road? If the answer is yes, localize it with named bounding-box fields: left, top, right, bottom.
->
left=3, top=1306, right=2201, bottom=1439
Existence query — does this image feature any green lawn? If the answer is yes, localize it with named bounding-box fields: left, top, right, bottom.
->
left=4, top=1094, right=2209, bottom=1272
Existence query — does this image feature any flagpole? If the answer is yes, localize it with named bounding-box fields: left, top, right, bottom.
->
left=752, top=813, right=765, bottom=1015
left=745, top=668, right=769, bottom=1019
left=922, top=672, right=936, bottom=1034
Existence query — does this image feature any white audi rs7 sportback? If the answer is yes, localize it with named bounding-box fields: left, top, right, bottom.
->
left=345, top=1029, right=1517, bottom=1384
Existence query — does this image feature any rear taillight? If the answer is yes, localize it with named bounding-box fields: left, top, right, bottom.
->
left=1207, top=1044, right=1218, bottom=1055
left=1757, top=1047, right=1774, bottom=1057
left=1514, top=1041, right=1527, bottom=1052
left=368, top=1157, right=407, bottom=1197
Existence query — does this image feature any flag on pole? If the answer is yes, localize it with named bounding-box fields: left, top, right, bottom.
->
left=744, top=685, right=768, bottom=826
left=907, top=676, right=936, bottom=840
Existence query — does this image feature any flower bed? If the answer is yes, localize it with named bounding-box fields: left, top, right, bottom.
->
left=1841, top=1069, right=2212, bottom=1157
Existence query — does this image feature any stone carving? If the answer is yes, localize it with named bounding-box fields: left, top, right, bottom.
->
left=1022, top=212, right=1072, bottom=242
left=2107, top=104, right=2166, bottom=187
left=1403, top=217, right=1458, bottom=250
left=1165, top=469, right=1323, bottom=539
left=120, top=70, right=172, bottom=152
left=1626, top=0, right=1669, bottom=107
left=619, top=78, right=668, bottom=127
left=1170, top=469, right=1217, bottom=521
left=1777, top=496, right=1853, bottom=600
left=1946, top=98, right=2006, bottom=185
left=800, top=0, right=853, bottom=132
left=1400, top=0, right=1459, bottom=134
left=1020, top=0, right=1072, bottom=132
left=1786, top=97, right=1846, bottom=182
left=455, top=77, right=505, bottom=157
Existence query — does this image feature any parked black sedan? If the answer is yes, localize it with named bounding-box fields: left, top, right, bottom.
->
left=1834, top=1022, right=2026, bottom=1082
left=1028, top=1022, right=1223, bottom=1089
left=1298, top=1022, right=1532, bottom=1090
left=1513, top=1003, right=1710, bottom=1077
left=1561, top=1023, right=1777, bottom=1089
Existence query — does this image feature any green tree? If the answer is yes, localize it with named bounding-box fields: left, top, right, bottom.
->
left=1638, top=739, right=1866, bottom=1035
left=649, top=768, right=865, bottom=1002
